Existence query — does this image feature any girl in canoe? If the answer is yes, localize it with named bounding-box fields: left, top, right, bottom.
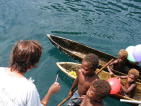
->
left=67, top=53, right=99, bottom=106
left=107, top=49, right=129, bottom=75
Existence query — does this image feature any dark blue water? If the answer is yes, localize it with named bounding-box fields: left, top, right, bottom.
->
left=0, top=0, right=141, bottom=105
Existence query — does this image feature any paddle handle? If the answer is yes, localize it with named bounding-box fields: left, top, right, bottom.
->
left=57, top=95, right=72, bottom=106
left=57, top=88, right=77, bottom=106
left=96, top=59, right=114, bottom=75
left=120, top=99, right=141, bottom=104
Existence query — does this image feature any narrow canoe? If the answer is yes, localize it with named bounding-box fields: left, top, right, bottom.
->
left=56, top=62, right=141, bottom=101
left=47, top=34, right=141, bottom=80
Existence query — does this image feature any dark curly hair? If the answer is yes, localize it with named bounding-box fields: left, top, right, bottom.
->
left=83, top=53, right=99, bottom=71
left=91, top=79, right=111, bottom=99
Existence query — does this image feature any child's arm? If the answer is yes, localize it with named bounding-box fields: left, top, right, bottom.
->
left=122, top=84, right=136, bottom=94
left=110, top=59, right=119, bottom=65
left=68, top=77, right=78, bottom=96
left=41, top=82, right=61, bottom=106
left=68, top=71, right=79, bottom=96
left=107, top=65, right=114, bottom=75
left=107, top=59, right=119, bottom=75
left=118, top=76, right=128, bottom=79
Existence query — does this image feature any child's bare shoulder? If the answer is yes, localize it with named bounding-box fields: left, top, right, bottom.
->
left=76, top=69, right=82, bottom=76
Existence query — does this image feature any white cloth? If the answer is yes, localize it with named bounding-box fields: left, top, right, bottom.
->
left=0, top=67, right=42, bottom=106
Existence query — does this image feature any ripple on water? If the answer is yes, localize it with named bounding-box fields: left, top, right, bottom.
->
left=0, top=0, right=141, bottom=106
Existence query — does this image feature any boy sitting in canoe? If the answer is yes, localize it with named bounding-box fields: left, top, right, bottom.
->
left=107, top=49, right=128, bottom=75
left=80, top=79, right=111, bottom=106
left=67, top=53, right=99, bottom=106
left=120, top=68, right=139, bottom=98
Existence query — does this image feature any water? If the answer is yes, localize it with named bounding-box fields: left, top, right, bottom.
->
left=0, top=0, right=141, bottom=105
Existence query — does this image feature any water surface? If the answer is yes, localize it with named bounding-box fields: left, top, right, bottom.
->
left=0, top=0, right=141, bottom=105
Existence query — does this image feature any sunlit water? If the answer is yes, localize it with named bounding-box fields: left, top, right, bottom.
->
left=0, top=0, right=141, bottom=105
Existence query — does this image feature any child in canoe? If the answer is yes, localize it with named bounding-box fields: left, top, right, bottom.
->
left=107, top=49, right=128, bottom=75
left=67, top=53, right=99, bottom=106
left=120, top=68, right=139, bottom=98
left=80, top=79, right=111, bottom=106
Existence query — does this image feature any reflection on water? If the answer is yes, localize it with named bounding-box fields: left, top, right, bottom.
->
left=0, top=0, right=141, bottom=106
left=40, top=0, right=141, bottom=51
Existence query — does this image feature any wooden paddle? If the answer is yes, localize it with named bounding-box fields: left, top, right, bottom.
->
left=57, top=59, right=114, bottom=106
left=96, top=59, right=114, bottom=75
left=57, top=94, right=73, bottom=106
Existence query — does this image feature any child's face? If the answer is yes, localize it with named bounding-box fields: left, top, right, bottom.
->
left=86, top=86, right=97, bottom=99
left=127, top=74, right=136, bottom=83
left=81, top=60, right=93, bottom=75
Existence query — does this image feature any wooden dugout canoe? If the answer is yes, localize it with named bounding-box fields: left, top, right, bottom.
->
left=56, top=62, right=141, bottom=101
left=47, top=34, right=141, bottom=80
left=47, top=34, right=115, bottom=65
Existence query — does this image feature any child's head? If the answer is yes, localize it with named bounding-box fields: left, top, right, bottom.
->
left=10, top=40, right=42, bottom=73
left=127, top=69, right=139, bottom=83
left=118, top=49, right=128, bottom=60
left=86, top=79, right=111, bottom=100
left=81, top=53, right=99, bottom=75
